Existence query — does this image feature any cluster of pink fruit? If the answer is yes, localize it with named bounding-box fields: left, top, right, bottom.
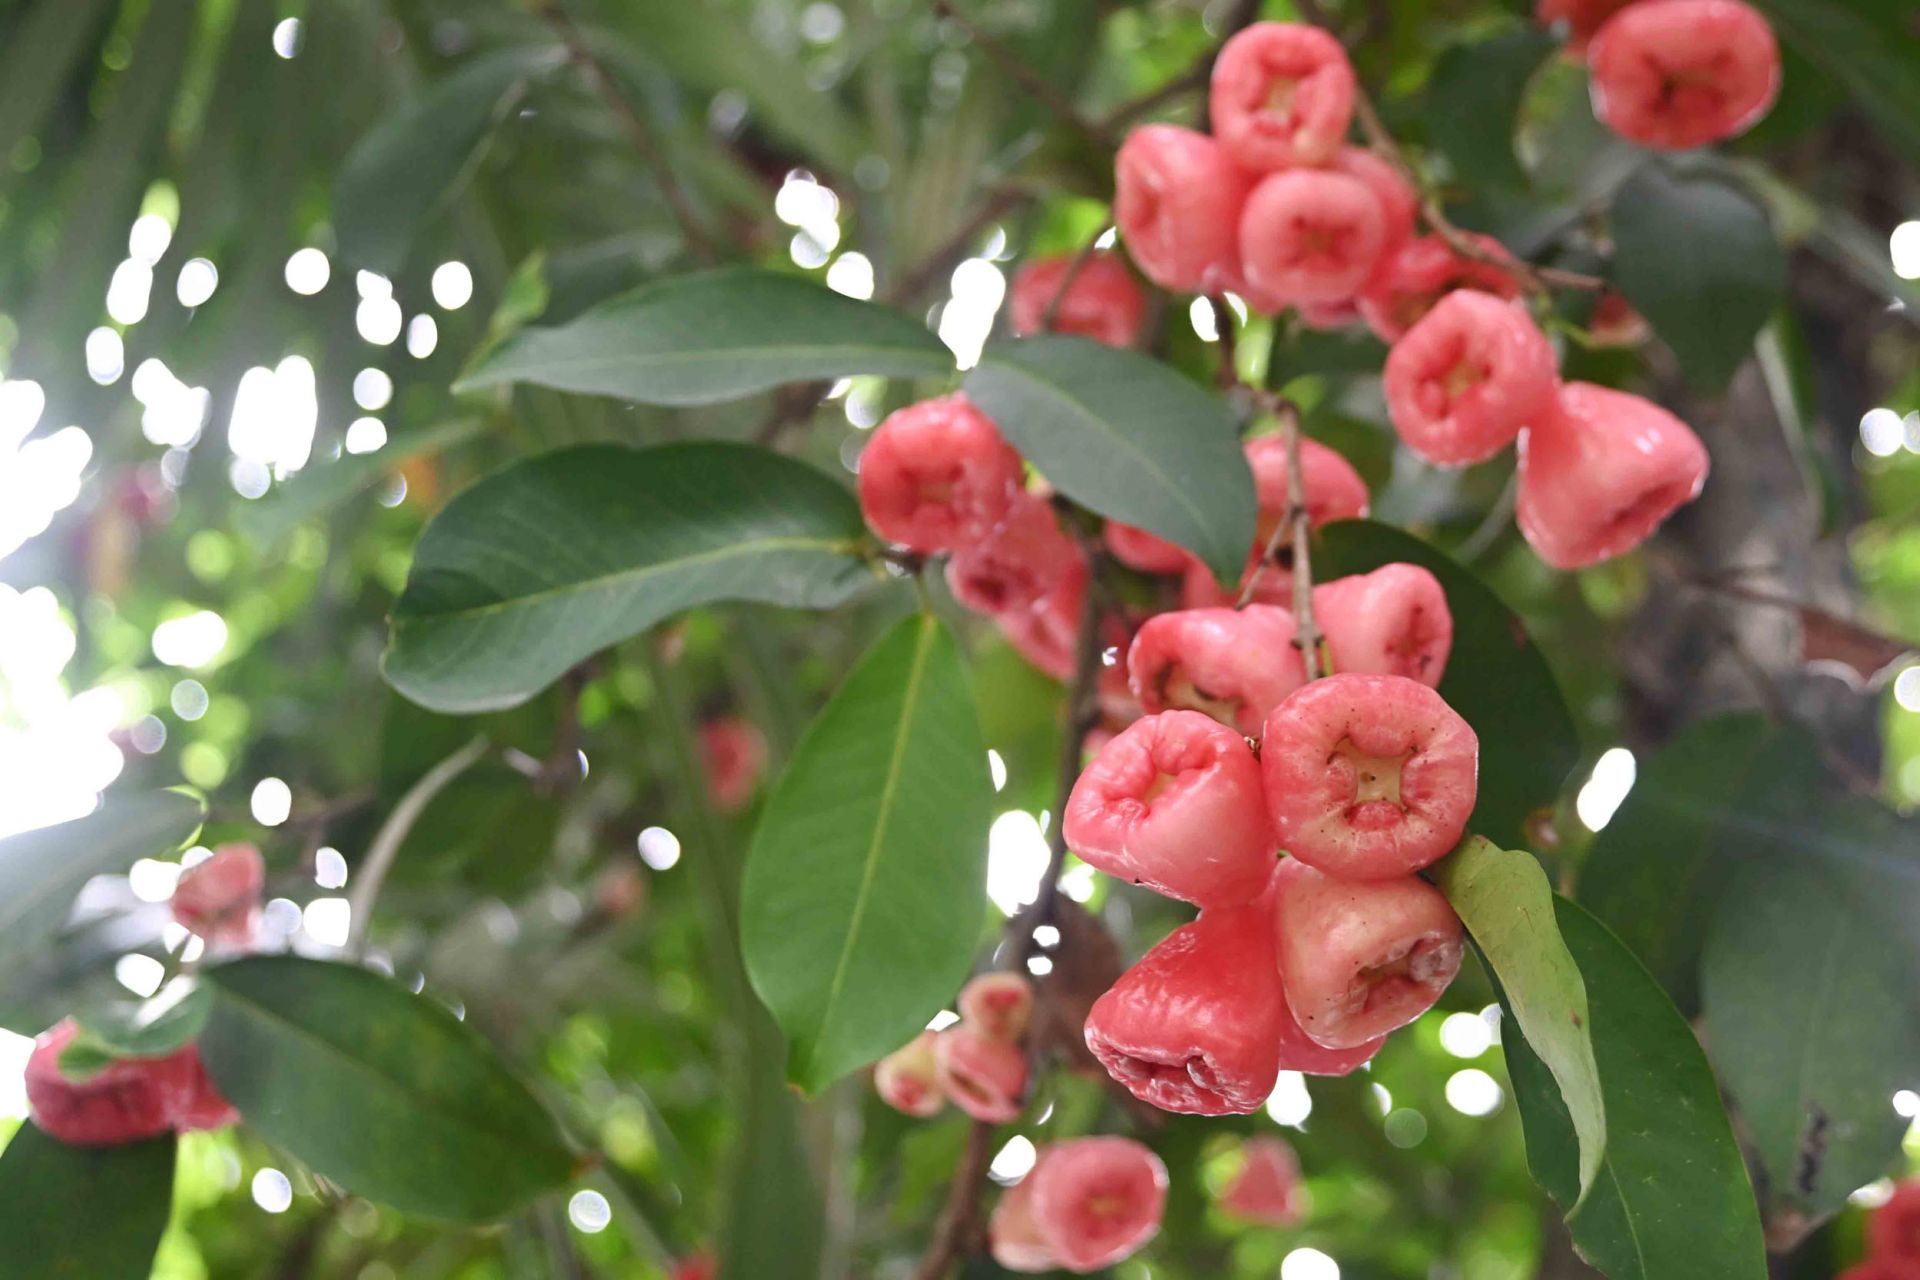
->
left=875, top=972, right=1037, bottom=1124
left=22, top=844, right=261, bottom=1147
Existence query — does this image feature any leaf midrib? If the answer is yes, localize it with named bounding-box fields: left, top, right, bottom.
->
left=479, top=338, right=948, bottom=381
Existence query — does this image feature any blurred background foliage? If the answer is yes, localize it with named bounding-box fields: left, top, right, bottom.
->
left=0, top=0, right=1916, bottom=1277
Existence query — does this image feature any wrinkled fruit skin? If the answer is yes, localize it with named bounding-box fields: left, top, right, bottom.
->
left=1127, top=605, right=1305, bottom=736
left=1065, top=710, right=1276, bottom=908
left=699, top=716, right=768, bottom=813
left=25, top=1020, right=235, bottom=1146
left=1239, top=170, right=1387, bottom=307
left=1515, top=381, right=1710, bottom=570
left=1588, top=0, right=1780, bottom=150
left=1384, top=289, right=1558, bottom=467
left=874, top=1030, right=946, bottom=1118
left=1009, top=252, right=1146, bottom=348
left=857, top=394, right=1024, bottom=553
left=1271, top=860, right=1465, bottom=1049
left=1359, top=233, right=1521, bottom=343
left=1219, top=1136, right=1307, bottom=1226
left=1115, top=125, right=1251, bottom=294
left=1314, top=564, right=1453, bottom=687
left=934, top=1025, right=1027, bottom=1123
left=1084, top=904, right=1285, bottom=1115
left=959, top=971, right=1035, bottom=1042
left=1867, top=1180, right=1920, bottom=1261
left=1027, top=1137, right=1170, bottom=1273
left=945, top=496, right=1080, bottom=616
left=1210, top=22, right=1355, bottom=170
left=171, top=842, right=265, bottom=949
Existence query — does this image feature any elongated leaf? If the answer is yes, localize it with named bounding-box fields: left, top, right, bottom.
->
left=383, top=442, right=875, bottom=714
left=1610, top=162, right=1784, bottom=392
left=0, top=791, right=204, bottom=988
left=0, top=0, right=116, bottom=197
left=334, top=47, right=563, bottom=274
left=963, top=335, right=1257, bottom=583
left=70, top=980, right=211, bottom=1065
left=1426, top=30, right=1557, bottom=191
left=199, top=956, right=574, bottom=1221
left=742, top=614, right=993, bottom=1093
left=1433, top=838, right=1604, bottom=1200
left=1751, top=0, right=1920, bottom=170
left=235, top=420, right=483, bottom=549
left=457, top=268, right=953, bottom=405
left=1314, top=520, right=1580, bottom=848
left=1505, top=898, right=1766, bottom=1280
left=0, top=1126, right=175, bottom=1280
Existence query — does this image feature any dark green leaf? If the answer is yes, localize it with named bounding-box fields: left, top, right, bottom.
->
left=1609, top=162, right=1785, bottom=391
left=963, top=335, right=1257, bottom=583
left=456, top=268, right=953, bottom=405
left=1426, top=30, right=1558, bottom=191
left=334, top=47, right=564, bottom=275
left=1314, top=520, right=1580, bottom=848
left=199, top=955, right=574, bottom=1221
left=383, top=442, right=876, bottom=714
left=0, top=1126, right=175, bottom=1280
left=1505, top=898, right=1766, bottom=1280
left=72, top=981, right=212, bottom=1062
left=1433, top=838, right=1604, bottom=1198
left=1750, top=0, right=1920, bottom=170
left=0, top=791, right=205, bottom=989
left=742, top=614, right=994, bottom=1093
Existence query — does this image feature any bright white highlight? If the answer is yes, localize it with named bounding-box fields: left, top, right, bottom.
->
left=939, top=258, right=1005, bottom=371
left=1861, top=407, right=1905, bottom=458
left=638, top=826, right=681, bottom=870
left=826, top=252, right=875, bottom=300
left=284, top=248, right=330, bottom=294
left=1891, top=221, right=1920, bottom=281
left=568, top=1189, right=612, bottom=1233
left=431, top=261, right=474, bottom=310
left=228, top=356, right=319, bottom=475
left=1445, top=1068, right=1505, bottom=1117
left=301, top=897, right=352, bottom=948
left=151, top=611, right=228, bottom=668
left=1440, top=1010, right=1494, bottom=1058
left=176, top=258, right=219, bottom=307
left=252, top=1168, right=294, bottom=1213
left=1266, top=1071, right=1313, bottom=1127
left=1576, top=747, right=1636, bottom=831
left=990, top=1135, right=1037, bottom=1183
left=250, top=777, right=293, bottom=826
left=986, top=810, right=1049, bottom=915
left=1281, top=1248, right=1341, bottom=1280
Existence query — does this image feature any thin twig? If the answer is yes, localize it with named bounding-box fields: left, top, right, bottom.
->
left=1238, top=399, right=1325, bottom=679
left=1095, top=0, right=1262, bottom=133
left=889, top=186, right=1032, bottom=306
left=1040, top=226, right=1111, bottom=332
left=345, top=736, right=491, bottom=956
left=1208, top=295, right=1239, bottom=388
left=930, top=0, right=1112, bottom=148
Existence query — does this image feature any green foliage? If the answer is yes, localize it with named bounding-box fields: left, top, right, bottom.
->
left=1424, top=29, right=1558, bottom=192
left=0, top=1126, right=175, bottom=1280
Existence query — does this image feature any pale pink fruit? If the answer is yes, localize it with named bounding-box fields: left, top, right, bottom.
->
left=1009, top=252, right=1146, bottom=347
left=1588, top=0, right=1780, bottom=150
left=1115, top=125, right=1252, bottom=294
left=1103, top=521, right=1193, bottom=575
left=995, top=558, right=1091, bottom=680
left=1246, top=434, right=1372, bottom=530
left=24, top=1020, right=218, bottom=1146
left=1126, top=605, right=1306, bottom=736
left=989, top=1174, right=1059, bottom=1272
left=1219, top=1136, right=1307, bottom=1226
left=1313, top=563, right=1453, bottom=687
left=857, top=394, right=1024, bottom=552
left=934, top=1025, right=1027, bottom=1123
left=1515, top=381, right=1709, bottom=569
left=1064, top=710, right=1276, bottom=908
left=1239, top=169, right=1389, bottom=306
left=1330, top=146, right=1419, bottom=285
left=1359, top=233, right=1524, bottom=342
left=171, top=842, right=264, bottom=950
left=874, top=1030, right=946, bottom=1118
left=945, top=496, right=1080, bottom=616
left=1260, top=673, right=1478, bottom=879
left=699, top=717, right=768, bottom=813
left=1263, top=860, right=1387, bottom=1074
left=1211, top=22, right=1356, bottom=170
left=958, top=972, right=1034, bottom=1043
left=1027, top=1137, right=1169, bottom=1272
left=1384, top=289, right=1559, bottom=467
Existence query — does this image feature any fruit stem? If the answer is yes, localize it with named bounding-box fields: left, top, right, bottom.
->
left=1041, top=227, right=1113, bottom=333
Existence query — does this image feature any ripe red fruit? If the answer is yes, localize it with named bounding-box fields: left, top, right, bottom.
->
left=171, top=1044, right=240, bottom=1132
left=699, top=716, right=768, bottom=812
left=1587, top=289, right=1650, bottom=347
left=1515, top=381, right=1709, bottom=570
left=1219, top=1137, right=1307, bottom=1226
left=1027, top=1137, right=1169, bottom=1272
left=1248, top=434, right=1372, bottom=530
left=1588, top=0, right=1779, bottom=149
left=1084, top=904, right=1286, bottom=1115
left=995, top=557, right=1092, bottom=680
left=1271, top=861, right=1465, bottom=1049
left=958, top=972, right=1034, bottom=1042
left=1239, top=170, right=1389, bottom=306
left=1384, top=290, right=1559, bottom=467
left=1009, top=252, right=1146, bottom=348
left=1064, top=710, right=1276, bottom=908
left=1314, top=563, right=1452, bottom=687
left=1115, top=125, right=1251, bottom=294
left=1211, top=22, right=1356, bottom=170
left=669, top=1255, right=716, bottom=1280
left=1536, top=0, right=1638, bottom=55
left=171, top=842, right=265, bottom=949
left=856, top=394, right=1024, bottom=553
left=874, top=1030, right=946, bottom=1118
left=1103, top=521, right=1192, bottom=575
left=934, top=1024, right=1027, bottom=1123
left=26, top=1021, right=195, bottom=1146
left=1331, top=148, right=1419, bottom=265
left=945, top=496, right=1081, bottom=616
left=1275, top=988, right=1384, bottom=1074
left=1867, top=1180, right=1920, bottom=1260
left=1260, top=673, right=1478, bottom=880
left=1126, top=605, right=1306, bottom=736
left=1836, top=1263, right=1910, bottom=1280
left=1359, top=233, right=1523, bottom=343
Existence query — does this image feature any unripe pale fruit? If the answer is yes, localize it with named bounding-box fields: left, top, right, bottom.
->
left=945, top=496, right=1081, bottom=616
left=857, top=394, right=1024, bottom=552
left=698, top=717, right=768, bottom=813
left=1026, top=1137, right=1169, bottom=1272
left=1272, top=860, right=1464, bottom=1049
left=1515, top=381, right=1709, bottom=570
left=26, top=1021, right=199, bottom=1146
left=1588, top=0, right=1779, bottom=150
left=1064, top=710, right=1276, bottom=908
left=1867, top=1180, right=1920, bottom=1260
left=934, top=1024, right=1027, bottom=1123
left=1219, top=1136, right=1307, bottom=1226
left=989, top=1173, right=1059, bottom=1273
left=1115, top=125, right=1251, bottom=294
left=1084, top=904, right=1285, bottom=1115
left=1103, top=521, right=1193, bottom=575
left=1384, top=289, right=1559, bottom=467
left=1314, top=564, right=1452, bottom=687
left=171, top=842, right=264, bottom=949
left=1239, top=170, right=1388, bottom=307
left=1009, top=252, right=1145, bottom=348
left=1260, top=673, right=1478, bottom=880
left=958, top=972, right=1035, bottom=1043
left=1210, top=22, right=1356, bottom=170
left=874, top=1030, right=946, bottom=1118
left=1126, top=605, right=1306, bottom=736
left=1536, top=0, right=1637, bottom=55
left=1359, top=233, right=1523, bottom=343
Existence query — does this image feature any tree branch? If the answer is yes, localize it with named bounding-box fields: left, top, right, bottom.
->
left=345, top=736, right=491, bottom=956
left=930, top=0, right=1112, bottom=149
left=1238, top=398, right=1325, bottom=678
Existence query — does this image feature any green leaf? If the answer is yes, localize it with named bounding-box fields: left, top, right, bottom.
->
left=334, top=47, right=564, bottom=275
left=1433, top=838, right=1604, bottom=1200
left=1750, top=0, right=1920, bottom=171
left=234, top=420, right=483, bottom=549
left=1426, top=29, right=1558, bottom=191
left=1701, top=820, right=1920, bottom=1223
left=963, top=335, right=1258, bottom=583
left=0, top=1126, right=175, bottom=1280
left=0, top=791, right=205, bottom=990
left=71, top=981, right=212, bottom=1063
left=1504, top=898, right=1766, bottom=1280
left=742, top=614, right=994, bottom=1093
left=1609, top=161, right=1785, bottom=392
left=456, top=268, right=953, bottom=405
left=383, top=442, right=875, bottom=714
left=1313, top=520, right=1580, bottom=849
left=199, top=955, right=574, bottom=1221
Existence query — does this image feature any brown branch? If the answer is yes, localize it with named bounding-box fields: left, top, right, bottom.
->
left=930, top=0, right=1112, bottom=148
left=1040, top=226, right=1110, bottom=331
left=1208, top=295, right=1239, bottom=388
left=889, top=186, right=1032, bottom=306
left=1239, top=398, right=1325, bottom=679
